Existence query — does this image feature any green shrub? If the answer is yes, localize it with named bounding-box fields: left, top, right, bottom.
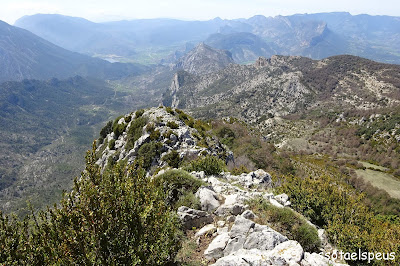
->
left=230, top=165, right=249, bottom=175
left=137, top=141, right=162, bottom=169
left=150, top=130, right=161, bottom=141
left=175, top=191, right=201, bottom=210
left=248, top=197, right=321, bottom=252
left=153, top=169, right=204, bottom=210
left=162, top=150, right=182, bottom=168
left=166, top=107, right=175, bottom=115
left=100, top=120, right=113, bottom=139
left=167, top=121, right=179, bottom=129
left=126, top=116, right=148, bottom=150
left=185, top=155, right=226, bottom=175
left=135, top=109, right=145, bottom=118
left=145, top=123, right=155, bottom=133
left=0, top=146, right=182, bottom=265
left=163, top=130, right=173, bottom=139
left=216, top=126, right=236, bottom=147
left=108, top=139, right=116, bottom=150
left=113, top=123, right=126, bottom=139
left=124, top=115, right=132, bottom=123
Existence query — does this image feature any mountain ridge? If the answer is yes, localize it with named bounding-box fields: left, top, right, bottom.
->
left=14, top=12, right=400, bottom=64
left=0, top=20, right=147, bottom=83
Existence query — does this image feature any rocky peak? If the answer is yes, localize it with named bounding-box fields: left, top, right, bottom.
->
left=174, top=42, right=234, bottom=75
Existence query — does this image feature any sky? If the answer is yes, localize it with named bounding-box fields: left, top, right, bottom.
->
left=1, top=0, right=399, bottom=24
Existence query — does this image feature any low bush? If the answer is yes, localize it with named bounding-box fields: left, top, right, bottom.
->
left=162, top=150, right=182, bottom=168
left=135, top=109, right=145, bottom=118
left=100, top=120, right=113, bottom=139
left=153, top=169, right=204, bottom=210
left=137, top=141, right=162, bottom=169
left=108, top=139, right=116, bottom=150
left=0, top=146, right=182, bottom=265
left=166, top=107, right=174, bottom=115
left=185, top=155, right=226, bottom=175
left=126, top=116, right=148, bottom=150
left=167, top=121, right=179, bottom=129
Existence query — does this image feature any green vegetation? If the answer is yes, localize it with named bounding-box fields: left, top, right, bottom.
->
left=0, top=77, right=131, bottom=215
left=108, top=139, right=116, bottom=150
left=274, top=158, right=400, bottom=264
left=112, top=116, right=127, bottom=139
left=166, top=106, right=175, bottom=115
left=211, top=120, right=294, bottom=175
left=126, top=116, right=148, bottom=150
left=185, top=155, right=226, bottom=175
left=248, top=197, right=321, bottom=252
left=137, top=141, right=162, bottom=170
left=167, top=121, right=179, bottom=129
left=135, top=109, right=145, bottom=118
left=99, top=120, right=113, bottom=143
left=0, top=146, right=182, bottom=265
left=153, top=169, right=204, bottom=210
left=162, top=150, right=182, bottom=168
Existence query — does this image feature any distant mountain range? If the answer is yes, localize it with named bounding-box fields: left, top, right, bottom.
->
left=0, top=20, right=148, bottom=83
left=14, top=12, right=400, bottom=64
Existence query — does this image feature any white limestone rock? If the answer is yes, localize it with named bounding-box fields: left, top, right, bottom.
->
left=204, top=232, right=230, bottom=260
left=195, top=186, right=221, bottom=212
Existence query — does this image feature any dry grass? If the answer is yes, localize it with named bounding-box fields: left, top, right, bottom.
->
left=355, top=169, right=400, bottom=199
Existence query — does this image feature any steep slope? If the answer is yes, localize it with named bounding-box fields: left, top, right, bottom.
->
left=0, top=20, right=146, bottom=82
left=174, top=43, right=234, bottom=75
left=0, top=77, right=132, bottom=214
left=163, top=55, right=400, bottom=124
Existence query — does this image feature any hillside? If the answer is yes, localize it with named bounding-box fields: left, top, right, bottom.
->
left=163, top=55, right=400, bottom=123
left=0, top=77, right=135, bottom=214
left=14, top=13, right=400, bottom=64
left=1, top=106, right=399, bottom=265
left=0, top=20, right=147, bottom=83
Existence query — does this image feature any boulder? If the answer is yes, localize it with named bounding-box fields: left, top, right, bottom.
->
left=195, top=186, right=221, bottom=212
left=195, top=223, right=217, bottom=238
left=223, top=216, right=256, bottom=255
left=241, top=210, right=256, bottom=220
left=212, top=248, right=271, bottom=266
left=269, top=198, right=284, bottom=208
left=243, top=224, right=288, bottom=251
left=177, top=206, right=213, bottom=230
left=269, top=240, right=304, bottom=265
left=275, top=193, right=289, bottom=205
left=204, top=232, right=230, bottom=260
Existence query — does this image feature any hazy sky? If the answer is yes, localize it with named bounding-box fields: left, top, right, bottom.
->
left=1, top=0, right=399, bottom=24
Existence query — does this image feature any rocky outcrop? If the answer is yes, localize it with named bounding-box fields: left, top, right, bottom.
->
left=178, top=168, right=346, bottom=265
left=177, top=206, right=214, bottom=230
left=95, top=107, right=229, bottom=171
